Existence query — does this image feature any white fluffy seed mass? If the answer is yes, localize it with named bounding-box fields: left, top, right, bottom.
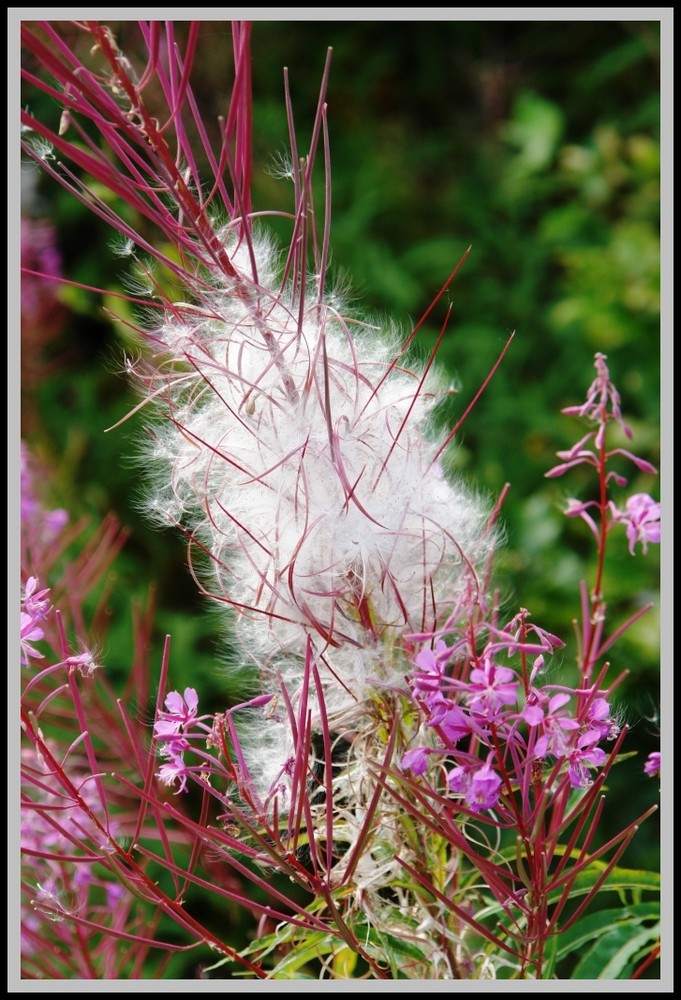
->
left=142, top=234, right=493, bottom=798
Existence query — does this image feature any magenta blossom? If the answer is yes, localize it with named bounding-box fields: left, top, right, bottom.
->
left=154, top=688, right=210, bottom=793
left=22, top=577, right=51, bottom=620
left=531, top=692, right=581, bottom=758
left=154, top=688, right=200, bottom=738
left=566, top=731, right=607, bottom=789
left=583, top=696, right=620, bottom=741
left=411, top=640, right=452, bottom=714
left=158, top=748, right=191, bottom=794
left=447, top=754, right=503, bottom=812
left=465, top=654, right=519, bottom=721
left=401, top=747, right=432, bottom=776
left=643, top=751, right=660, bottom=778
left=20, top=612, right=45, bottom=665
left=430, top=703, right=473, bottom=744
left=610, top=494, right=661, bottom=555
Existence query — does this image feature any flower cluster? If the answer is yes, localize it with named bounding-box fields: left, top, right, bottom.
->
left=401, top=608, right=620, bottom=813
left=154, top=688, right=209, bottom=794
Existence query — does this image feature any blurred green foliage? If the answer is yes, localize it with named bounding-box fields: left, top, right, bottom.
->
left=21, top=19, right=660, bottom=903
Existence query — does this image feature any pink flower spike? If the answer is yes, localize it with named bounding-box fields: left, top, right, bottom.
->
left=562, top=353, right=633, bottom=438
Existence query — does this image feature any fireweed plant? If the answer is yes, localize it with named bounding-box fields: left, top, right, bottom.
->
left=19, top=21, right=661, bottom=980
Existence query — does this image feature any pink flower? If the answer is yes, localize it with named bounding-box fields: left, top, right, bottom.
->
left=447, top=754, right=502, bottom=812
left=158, top=750, right=191, bottom=794
left=401, top=747, right=431, bottom=776
left=643, top=751, right=660, bottom=778
left=584, top=697, right=619, bottom=741
left=610, top=494, right=661, bottom=555
left=467, top=758, right=503, bottom=811
left=466, top=655, right=518, bottom=721
left=20, top=579, right=52, bottom=666
left=154, top=688, right=204, bottom=792
left=155, top=688, right=200, bottom=737
left=22, top=577, right=51, bottom=621
left=531, top=693, right=580, bottom=758
left=20, top=611, right=45, bottom=665
left=411, top=640, right=452, bottom=714
left=566, top=731, right=607, bottom=788
left=431, top=704, right=472, bottom=744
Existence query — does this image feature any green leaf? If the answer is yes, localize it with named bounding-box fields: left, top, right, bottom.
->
left=269, top=932, right=341, bottom=978
left=571, top=921, right=660, bottom=979
left=555, top=902, right=659, bottom=962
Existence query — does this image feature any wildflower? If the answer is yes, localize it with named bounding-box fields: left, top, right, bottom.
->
left=137, top=231, right=495, bottom=805
left=467, top=756, right=503, bottom=811
left=20, top=611, right=45, bottom=665
left=583, top=695, right=620, bottom=741
left=19, top=20, right=661, bottom=982
left=566, top=731, right=607, bottom=789
left=155, top=688, right=200, bottom=734
left=447, top=754, right=503, bottom=812
left=465, top=654, right=519, bottom=721
left=546, top=354, right=657, bottom=485
left=21, top=577, right=51, bottom=620
left=20, top=577, right=52, bottom=665
left=401, top=746, right=432, bottom=776
left=610, top=493, right=661, bottom=555
left=531, top=692, right=580, bottom=759
left=644, top=751, right=660, bottom=778
left=431, top=702, right=472, bottom=744
left=153, top=688, right=212, bottom=791
left=412, top=641, right=451, bottom=700
left=64, top=648, right=101, bottom=677
left=21, top=19, right=497, bottom=806
left=158, top=747, right=191, bottom=794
